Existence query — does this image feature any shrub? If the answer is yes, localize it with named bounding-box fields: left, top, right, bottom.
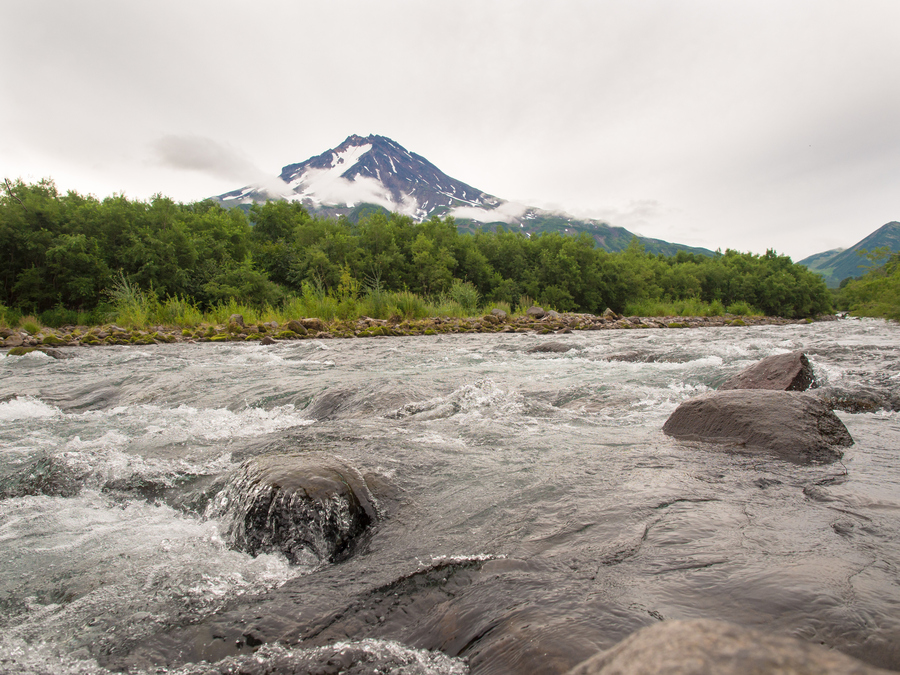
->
left=0, top=304, right=22, bottom=329
left=449, top=280, right=481, bottom=313
left=389, top=290, right=428, bottom=319
left=726, top=301, right=760, bottom=316
left=104, top=273, right=157, bottom=328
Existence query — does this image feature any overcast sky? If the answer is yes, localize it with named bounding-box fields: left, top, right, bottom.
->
left=2, top=1, right=898, bottom=260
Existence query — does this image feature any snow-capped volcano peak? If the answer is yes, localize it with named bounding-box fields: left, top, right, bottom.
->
left=216, top=134, right=492, bottom=220
left=213, top=134, right=716, bottom=257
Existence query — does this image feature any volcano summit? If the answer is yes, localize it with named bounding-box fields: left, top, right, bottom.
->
left=215, top=134, right=713, bottom=256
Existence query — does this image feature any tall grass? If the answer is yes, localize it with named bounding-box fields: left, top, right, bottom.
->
left=88, top=275, right=524, bottom=330
left=153, top=296, right=205, bottom=327
left=104, top=273, right=157, bottom=328
left=623, top=297, right=761, bottom=317
left=18, top=315, right=43, bottom=335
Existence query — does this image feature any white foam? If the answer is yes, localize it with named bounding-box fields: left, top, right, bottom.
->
left=0, top=396, right=60, bottom=422
left=88, top=402, right=313, bottom=443
left=1, top=491, right=297, bottom=656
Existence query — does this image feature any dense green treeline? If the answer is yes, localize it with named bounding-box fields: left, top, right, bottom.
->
left=1, top=179, right=832, bottom=322
left=835, top=251, right=900, bottom=320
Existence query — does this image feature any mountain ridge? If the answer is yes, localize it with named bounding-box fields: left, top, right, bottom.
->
left=215, top=134, right=714, bottom=257
left=797, top=221, right=900, bottom=287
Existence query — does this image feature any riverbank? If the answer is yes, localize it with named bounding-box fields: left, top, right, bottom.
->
left=1, top=307, right=837, bottom=351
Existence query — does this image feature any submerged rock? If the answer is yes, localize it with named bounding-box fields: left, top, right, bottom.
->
left=662, top=390, right=853, bottom=463
left=212, top=453, right=379, bottom=565
left=6, top=346, right=70, bottom=359
left=527, top=341, right=574, bottom=354
left=815, top=385, right=900, bottom=413
left=565, top=619, right=892, bottom=675
left=0, top=455, right=85, bottom=499
left=719, top=350, right=816, bottom=391
left=158, top=640, right=467, bottom=675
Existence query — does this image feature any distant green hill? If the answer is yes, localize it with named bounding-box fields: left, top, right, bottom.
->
left=798, top=221, right=900, bottom=287
left=436, top=213, right=715, bottom=256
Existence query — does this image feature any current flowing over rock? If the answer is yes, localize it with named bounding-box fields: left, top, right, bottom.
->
left=2, top=319, right=898, bottom=675
left=210, top=453, right=379, bottom=566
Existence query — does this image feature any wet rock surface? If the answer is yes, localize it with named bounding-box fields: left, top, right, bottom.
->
left=719, top=350, right=816, bottom=391
left=213, top=453, right=380, bottom=565
left=663, top=390, right=853, bottom=463
left=565, top=619, right=893, bottom=675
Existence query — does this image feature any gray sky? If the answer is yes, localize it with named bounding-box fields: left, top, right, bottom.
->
left=2, top=0, right=898, bottom=261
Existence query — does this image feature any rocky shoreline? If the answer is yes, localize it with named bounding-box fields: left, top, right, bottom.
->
left=1, top=307, right=837, bottom=354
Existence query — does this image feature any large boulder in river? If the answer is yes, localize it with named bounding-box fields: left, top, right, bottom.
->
left=719, top=350, right=816, bottom=391
left=565, top=619, right=891, bottom=675
left=663, top=390, right=852, bottom=463
left=212, top=453, right=379, bottom=565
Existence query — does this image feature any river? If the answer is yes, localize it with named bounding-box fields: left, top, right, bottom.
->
left=1, top=319, right=898, bottom=674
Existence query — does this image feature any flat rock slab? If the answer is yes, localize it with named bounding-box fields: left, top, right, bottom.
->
left=663, top=390, right=852, bottom=464
left=566, top=619, right=891, bottom=675
left=719, top=350, right=815, bottom=391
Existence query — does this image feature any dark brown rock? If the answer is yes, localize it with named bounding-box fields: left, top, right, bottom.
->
left=227, top=313, right=245, bottom=327
left=565, top=619, right=891, bottom=675
left=526, top=306, right=546, bottom=319
left=213, top=453, right=379, bottom=565
left=300, top=317, right=326, bottom=332
left=719, top=351, right=816, bottom=391
left=662, top=390, right=852, bottom=464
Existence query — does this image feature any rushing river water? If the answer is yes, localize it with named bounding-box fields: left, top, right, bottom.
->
left=1, top=319, right=899, bottom=674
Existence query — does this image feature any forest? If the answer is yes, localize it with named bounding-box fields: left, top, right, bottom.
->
left=0, top=178, right=839, bottom=327
left=835, top=249, right=900, bottom=321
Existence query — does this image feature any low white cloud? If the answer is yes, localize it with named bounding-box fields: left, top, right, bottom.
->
left=449, top=200, right=528, bottom=223
left=584, top=200, right=669, bottom=234
left=153, top=135, right=293, bottom=197
left=298, top=168, right=397, bottom=211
